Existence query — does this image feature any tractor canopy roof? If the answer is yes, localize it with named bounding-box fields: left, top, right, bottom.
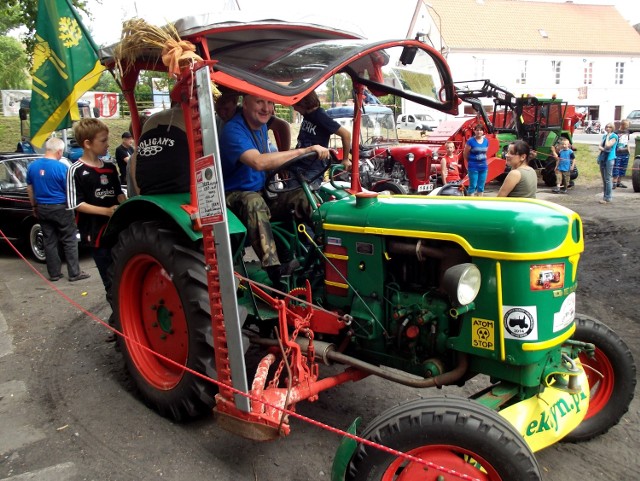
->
left=100, top=13, right=459, bottom=114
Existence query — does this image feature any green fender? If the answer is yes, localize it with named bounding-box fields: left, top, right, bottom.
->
left=331, top=417, right=361, bottom=481
left=103, top=193, right=247, bottom=247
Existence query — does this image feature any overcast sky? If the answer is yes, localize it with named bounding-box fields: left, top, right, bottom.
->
left=84, top=0, right=640, bottom=47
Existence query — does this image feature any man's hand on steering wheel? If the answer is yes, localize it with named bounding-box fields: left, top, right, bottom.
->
left=264, top=145, right=333, bottom=193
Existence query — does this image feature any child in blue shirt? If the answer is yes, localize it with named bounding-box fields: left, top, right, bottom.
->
left=553, top=138, right=575, bottom=194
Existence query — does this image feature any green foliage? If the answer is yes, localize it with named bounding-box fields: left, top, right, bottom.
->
left=94, top=70, right=121, bottom=92
left=0, top=3, right=22, bottom=34
left=0, top=35, right=29, bottom=89
left=326, top=74, right=353, bottom=105
left=1, top=0, right=89, bottom=55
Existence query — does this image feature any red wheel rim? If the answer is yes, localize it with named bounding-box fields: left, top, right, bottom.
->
left=119, top=254, right=188, bottom=390
left=381, top=445, right=501, bottom=481
left=579, top=347, right=615, bottom=420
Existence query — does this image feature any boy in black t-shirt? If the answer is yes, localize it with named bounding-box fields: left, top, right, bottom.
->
left=67, top=119, right=125, bottom=335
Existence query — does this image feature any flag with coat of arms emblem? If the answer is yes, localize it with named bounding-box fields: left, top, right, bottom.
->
left=30, top=0, right=105, bottom=147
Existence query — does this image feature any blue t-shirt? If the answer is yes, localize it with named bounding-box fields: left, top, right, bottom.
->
left=220, top=112, right=269, bottom=192
left=601, top=132, right=618, bottom=161
left=557, top=148, right=575, bottom=172
left=26, top=157, right=68, bottom=204
left=466, top=137, right=489, bottom=172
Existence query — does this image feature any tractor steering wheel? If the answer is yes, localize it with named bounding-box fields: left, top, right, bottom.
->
left=265, top=150, right=334, bottom=194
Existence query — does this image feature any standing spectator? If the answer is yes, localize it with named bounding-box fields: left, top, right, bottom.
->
left=597, top=122, right=618, bottom=204
left=293, top=90, right=351, bottom=186
left=613, top=119, right=630, bottom=188
left=67, top=119, right=125, bottom=333
left=26, top=137, right=89, bottom=282
left=114, top=131, right=134, bottom=186
left=497, top=140, right=537, bottom=198
left=552, top=138, right=575, bottom=194
left=463, top=124, right=489, bottom=196
left=440, top=141, right=461, bottom=185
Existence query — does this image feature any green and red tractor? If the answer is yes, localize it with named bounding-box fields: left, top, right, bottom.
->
left=100, top=15, right=634, bottom=481
left=455, top=79, right=583, bottom=186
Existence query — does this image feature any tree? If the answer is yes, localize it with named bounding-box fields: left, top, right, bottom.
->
left=94, top=70, right=120, bottom=92
left=1, top=0, right=89, bottom=55
left=0, top=36, right=30, bottom=89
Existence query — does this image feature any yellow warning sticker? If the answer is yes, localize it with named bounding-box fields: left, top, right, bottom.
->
left=472, top=318, right=495, bottom=350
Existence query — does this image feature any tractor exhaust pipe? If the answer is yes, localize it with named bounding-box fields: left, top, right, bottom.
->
left=248, top=335, right=468, bottom=389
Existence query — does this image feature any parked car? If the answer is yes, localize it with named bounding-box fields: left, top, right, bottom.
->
left=0, top=153, right=46, bottom=261
left=626, top=110, right=640, bottom=133
left=396, top=112, right=439, bottom=131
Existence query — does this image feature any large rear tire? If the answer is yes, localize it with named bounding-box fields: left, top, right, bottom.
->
left=347, top=397, right=541, bottom=481
left=372, top=180, right=408, bottom=195
left=631, top=156, right=640, bottom=192
left=542, top=163, right=557, bottom=187
left=111, top=221, right=217, bottom=421
left=563, top=314, right=636, bottom=442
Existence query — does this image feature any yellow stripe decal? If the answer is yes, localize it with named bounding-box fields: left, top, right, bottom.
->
left=326, top=253, right=349, bottom=261
left=323, top=217, right=583, bottom=261
left=522, top=324, right=576, bottom=351
left=325, top=280, right=349, bottom=289
left=496, top=261, right=506, bottom=361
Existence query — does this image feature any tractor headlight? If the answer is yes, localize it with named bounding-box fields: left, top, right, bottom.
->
left=406, top=153, right=415, bottom=162
left=443, top=263, right=481, bottom=306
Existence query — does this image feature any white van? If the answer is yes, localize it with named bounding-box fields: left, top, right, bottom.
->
left=396, top=113, right=439, bottom=131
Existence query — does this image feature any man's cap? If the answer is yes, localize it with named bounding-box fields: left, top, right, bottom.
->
left=122, top=131, right=133, bottom=138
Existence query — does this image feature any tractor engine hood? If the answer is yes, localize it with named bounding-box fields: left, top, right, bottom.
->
left=318, top=194, right=583, bottom=260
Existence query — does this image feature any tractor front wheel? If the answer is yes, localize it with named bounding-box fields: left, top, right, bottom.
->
left=631, top=156, right=640, bottom=192
left=111, top=221, right=217, bottom=421
left=347, top=397, right=541, bottom=481
left=563, top=314, right=636, bottom=442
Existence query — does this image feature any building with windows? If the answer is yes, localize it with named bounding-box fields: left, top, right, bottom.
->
left=406, top=0, right=640, bottom=123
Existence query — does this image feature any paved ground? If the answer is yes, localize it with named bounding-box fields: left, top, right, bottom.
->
left=0, top=176, right=639, bottom=480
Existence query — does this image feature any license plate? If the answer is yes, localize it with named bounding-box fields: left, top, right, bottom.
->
left=417, top=183, right=434, bottom=193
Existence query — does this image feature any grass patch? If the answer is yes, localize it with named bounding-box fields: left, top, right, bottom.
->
left=574, top=143, right=602, bottom=185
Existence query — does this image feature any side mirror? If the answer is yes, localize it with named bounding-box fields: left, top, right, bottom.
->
left=399, top=46, right=417, bottom=66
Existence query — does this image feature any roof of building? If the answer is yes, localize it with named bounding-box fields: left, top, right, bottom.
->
left=409, top=0, right=640, bottom=55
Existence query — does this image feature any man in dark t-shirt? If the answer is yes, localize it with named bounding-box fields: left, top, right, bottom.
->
left=130, top=106, right=190, bottom=196
left=114, top=131, right=134, bottom=185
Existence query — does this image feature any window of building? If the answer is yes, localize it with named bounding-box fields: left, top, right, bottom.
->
left=583, top=62, right=593, bottom=85
left=517, top=60, right=527, bottom=85
left=552, top=60, right=561, bottom=85
left=615, top=62, right=624, bottom=85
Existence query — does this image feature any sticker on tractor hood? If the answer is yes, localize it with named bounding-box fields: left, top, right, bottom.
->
left=503, top=306, right=538, bottom=341
left=553, top=292, right=575, bottom=332
left=529, top=263, right=565, bottom=291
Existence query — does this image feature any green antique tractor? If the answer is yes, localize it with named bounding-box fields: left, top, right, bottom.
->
left=455, top=79, right=583, bottom=186
left=100, top=15, right=635, bottom=481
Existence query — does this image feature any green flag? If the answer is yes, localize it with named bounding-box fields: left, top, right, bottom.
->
left=30, top=0, right=105, bottom=147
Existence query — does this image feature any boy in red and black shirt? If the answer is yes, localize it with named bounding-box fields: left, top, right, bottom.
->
left=67, top=119, right=125, bottom=328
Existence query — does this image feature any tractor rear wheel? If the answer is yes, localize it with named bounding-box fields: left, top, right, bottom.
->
left=632, top=156, right=640, bottom=192
left=347, top=397, right=541, bottom=481
left=542, top=163, right=557, bottom=187
left=372, top=180, right=408, bottom=194
left=111, top=221, right=217, bottom=421
left=563, top=315, right=636, bottom=442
